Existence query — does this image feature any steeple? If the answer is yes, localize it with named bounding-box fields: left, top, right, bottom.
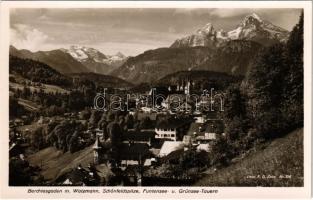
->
left=93, top=135, right=102, bottom=164
left=184, top=77, right=191, bottom=95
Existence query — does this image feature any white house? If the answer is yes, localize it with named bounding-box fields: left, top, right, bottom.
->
left=194, top=115, right=206, bottom=123
left=196, top=143, right=211, bottom=152
left=155, top=118, right=191, bottom=141
left=141, top=107, right=152, bottom=113
left=155, top=127, right=177, bottom=141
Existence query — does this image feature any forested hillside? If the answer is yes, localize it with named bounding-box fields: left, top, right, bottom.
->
left=10, top=56, right=71, bottom=87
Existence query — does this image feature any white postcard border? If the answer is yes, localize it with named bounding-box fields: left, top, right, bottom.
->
left=0, top=1, right=311, bottom=199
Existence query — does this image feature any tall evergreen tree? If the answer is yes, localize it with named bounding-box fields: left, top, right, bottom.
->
left=282, top=11, right=304, bottom=127
left=223, top=85, right=247, bottom=140
left=246, top=43, right=288, bottom=138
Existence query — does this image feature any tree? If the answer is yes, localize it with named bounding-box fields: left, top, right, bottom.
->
left=106, top=111, right=115, bottom=122
left=246, top=43, right=288, bottom=138
left=48, top=120, right=83, bottom=152
left=118, top=115, right=128, bottom=131
left=210, top=137, right=232, bottom=167
left=88, top=110, right=101, bottom=129
left=139, top=117, right=153, bottom=129
left=9, top=158, right=32, bottom=186
left=97, top=112, right=107, bottom=129
left=68, top=131, right=80, bottom=153
left=9, top=97, right=25, bottom=118
left=282, top=11, right=304, bottom=128
left=223, top=85, right=248, bottom=141
left=79, top=109, right=91, bottom=120
left=22, top=87, right=31, bottom=98
left=30, top=127, right=45, bottom=150
left=107, top=122, right=122, bottom=166
left=125, top=114, right=134, bottom=129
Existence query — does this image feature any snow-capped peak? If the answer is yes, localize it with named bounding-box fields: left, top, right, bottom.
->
left=62, top=45, right=108, bottom=63
left=249, top=13, right=262, bottom=22
left=216, top=29, right=228, bottom=40
left=67, top=45, right=89, bottom=61
left=170, top=13, right=289, bottom=48
left=239, top=13, right=263, bottom=28
left=197, top=23, right=215, bottom=34
left=114, top=52, right=126, bottom=59
left=61, top=45, right=128, bottom=72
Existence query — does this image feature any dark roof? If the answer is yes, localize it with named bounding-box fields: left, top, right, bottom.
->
left=150, top=138, right=171, bottom=149
left=137, top=112, right=157, bottom=121
left=156, top=118, right=192, bottom=129
left=187, top=123, right=205, bottom=136
left=205, top=112, right=218, bottom=119
left=204, top=120, right=224, bottom=133
left=119, top=143, right=151, bottom=160
left=63, top=167, right=91, bottom=185
left=122, top=130, right=155, bottom=142
left=187, top=120, right=224, bottom=136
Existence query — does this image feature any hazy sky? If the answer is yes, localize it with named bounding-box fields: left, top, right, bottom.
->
left=10, top=8, right=302, bottom=56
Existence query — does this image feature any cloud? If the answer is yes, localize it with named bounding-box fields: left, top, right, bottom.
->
left=95, top=41, right=171, bottom=56
left=37, top=14, right=51, bottom=21
left=209, top=8, right=255, bottom=18
left=168, top=26, right=177, bottom=33
left=173, top=8, right=195, bottom=15
left=10, top=24, right=49, bottom=51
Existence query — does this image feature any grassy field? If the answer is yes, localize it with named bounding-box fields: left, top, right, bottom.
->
left=18, top=98, right=41, bottom=111
left=195, top=128, right=304, bottom=187
left=27, top=146, right=97, bottom=181
left=10, top=82, right=69, bottom=94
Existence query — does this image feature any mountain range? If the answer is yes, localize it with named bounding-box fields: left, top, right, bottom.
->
left=10, top=13, right=290, bottom=85
left=10, top=45, right=127, bottom=75
left=111, top=40, right=262, bottom=84
left=61, top=46, right=127, bottom=74
left=111, top=13, right=288, bottom=84
left=9, top=55, right=133, bottom=89
left=10, top=46, right=89, bottom=74
left=171, top=13, right=289, bottom=48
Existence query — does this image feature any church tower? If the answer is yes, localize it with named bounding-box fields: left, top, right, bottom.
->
left=93, top=135, right=102, bottom=165
left=184, top=78, right=191, bottom=95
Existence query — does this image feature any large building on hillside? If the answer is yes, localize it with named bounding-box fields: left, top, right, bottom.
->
left=155, top=118, right=192, bottom=141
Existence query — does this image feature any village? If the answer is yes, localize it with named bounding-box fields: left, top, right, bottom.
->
left=9, top=79, right=226, bottom=186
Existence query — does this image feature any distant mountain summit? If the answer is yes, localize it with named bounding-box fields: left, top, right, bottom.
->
left=171, top=13, right=289, bottom=48
left=113, top=52, right=127, bottom=59
left=61, top=45, right=108, bottom=62
left=61, top=46, right=128, bottom=74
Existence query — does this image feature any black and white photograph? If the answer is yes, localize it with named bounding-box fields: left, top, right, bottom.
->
left=1, top=1, right=312, bottom=199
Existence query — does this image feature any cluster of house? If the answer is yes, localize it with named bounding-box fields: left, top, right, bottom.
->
left=92, top=113, right=225, bottom=174
left=85, top=79, right=226, bottom=185
left=9, top=77, right=226, bottom=186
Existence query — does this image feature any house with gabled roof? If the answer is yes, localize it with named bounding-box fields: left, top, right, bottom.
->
left=122, top=129, right=156, bottom=146
left=183, top=119, right=224, bottom=146
left=155, top=117, right=192, bottom=141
